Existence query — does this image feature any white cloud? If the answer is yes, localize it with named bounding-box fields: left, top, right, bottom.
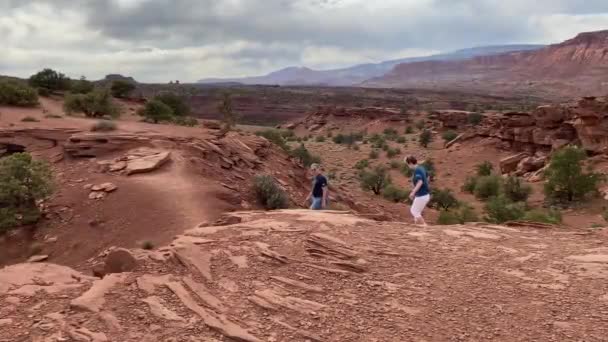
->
left=0, top=0, right=607, bottom=82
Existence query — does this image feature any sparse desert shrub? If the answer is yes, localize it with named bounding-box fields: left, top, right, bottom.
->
left=429, top=188, right=460, bottom=211
left=474, top=175, right=503, bottom=200
left=383, top=128, right=398, bottom=141
left=523, top=209, right=562, bottom=225
left=390, top=160, right=401, bottom=169
left=91, top=120, right=117, bottom=132
left=333, top=132, right=364, bottom=146
left=29, top=68, right=71, bottom=94
left=70, top=77, right=94, bottom=94
left=290, top=143, right=321, bottom=167
left=315, top=136, right=326, bottom=142
left=437, top=205, right=479, bottom=225
left=468, top=112, right=483, bottom=126
left=381, top=143, right=390, bottom=151
left=544, top=146, right=601, bottom=203
left=415, top=120, right=425, bottom=130
left=352, top=144, right=360, bottom=151
left=155, top=92, right=191, bottom=117
left=354, top=159, right=369, bottom=170
left=442, top=130, right=458, bottom=142
left=484, top=195, right=525, bottom=224
left=476, top=161, right=493, bottom=176
left=0, top=153, right=53, bottom=232
left=253, top=174, right=289, bottom=210
left=382, top=184, right=409, bottom=203
left=396, top=136, right=406, bottom=144
left=21, top=116, right=39, bottom=122
left=218, top=92, right=237, bottom=134
left=400, top=163, right=413, bottom=177
left=45, top=114, right=62, bottom=119
left=110, top=80, right=136, bottom=98
left=360, top=166, right=391, bottom=195
left=37, top=87, right=51, bottom=97
left=64, top=89, right=120, bottom=118
left=0, top=80, right=39, bottom=107
left=503, top=176, right=532, bottom=202
left=256, top=129, right=289, bottom=151
left=419, top=129, right=432, bottom=148
left=369, top=150, right=379, bottom=159
left=405, top=126, right=414, bottom=134
left=173, top=116, right=198, bottom=127
left=421, top=159, right=436, bottom=179
left=138, top=99, right=174, bottom=123
left=386, top=147, right=401, bottom=158
left=462, top=176, right=478, bottom=194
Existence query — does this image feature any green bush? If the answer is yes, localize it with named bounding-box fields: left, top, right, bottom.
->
left=468, top=112, right=483, bottom=126
left=405, top=126, right=414, bottom=134
left=474, top=175, right=503, bottom=200
left=154, top=92, right=190, bottom=117
left=290, top=144, right=321, bottom=167
left=21, top=116, right=39, bottom=122
left=253, top=175, right=288, bottom=210
left=0, top=80, right=39, bottom=107
left=91, top=120, right=117, bottom=132
left=430, top=188, right=460, bottom=210
left=442, top=130, right=458, bottom=142
left=383, top=128, right=398, bottom=141
left=544, top=146, right=601, bottom=203
left=138, top=100, right=174, bottom=123
left=354, top=159, right=369, bottom=170
left=415, top=120, right=425, bottom=130
left=29, top=68, right=71, bottom=93
left=476, top=161, right=493, bottom=176
left=484, top=195, right=525, bottom=223
left=315, top=136, right=325, bottom=142
left=437, top=205, right=479, bottom=225
left=173, top=116, right=198, bottom=127
left=523, top=209, right=562, bottom=224
left=360, top=166, right=391, bottom=195
left=382, top=184, right=409, bottom=203
left=504, top=176, right=532, bottom=202
left=333, top=132, right=364, bottom=145
left=396, top=136, right=406, bottom=144
left=110, top=80, right=136, bottom=98
left=419, top=130, right=432, bottom=148
left=400, top=163, right=413, bottom=177
left=0, top=153, right=53, bottom=232
left=462, top=176, right=478, bottom=193
left=389, top=160, right=401, bottom=169
left=256, top=129, right=289, bottom=151
left=421, top=159, right=436, bottom=178
left=369, top=150, right=379, bottom=159
left=70, top=77, right=94, bottom=94
left=386, top=147, right=401, bottom=158
left=64, top=89, right=120, bottom=118
left=217, top=92, right=237, bottom=133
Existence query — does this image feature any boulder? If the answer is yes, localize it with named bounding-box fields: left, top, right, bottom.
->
left=126, top=151, right=171, bottom=175
left=499, top=153, right=529, bottom=174
left=104, top=248, right=137, bottom=274
left=109, top=161, right=127, bottom=172
left=516, top=156, right=547, bottom=175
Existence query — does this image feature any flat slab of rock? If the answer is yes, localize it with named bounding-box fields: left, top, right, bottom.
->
left=125, top=150, right=171, bottom=175
left=27, top=255, right=49, bottom=263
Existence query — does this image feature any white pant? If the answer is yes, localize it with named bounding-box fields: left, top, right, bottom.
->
left=410, top=194, right=430, bottom=219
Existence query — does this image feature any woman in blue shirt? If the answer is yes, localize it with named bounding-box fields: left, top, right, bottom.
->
left=405, top=156, right=430, bottom=226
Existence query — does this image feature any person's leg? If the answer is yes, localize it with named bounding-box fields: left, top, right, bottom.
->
left=410, top=195, right=429, bottom=226
left=311, top=197, right=322, bottom=210
left=417, top=195, right=431, bottom=226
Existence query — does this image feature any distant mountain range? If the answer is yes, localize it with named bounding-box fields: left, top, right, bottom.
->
left=198, top=45, right=545, bottom=86
left=364, top=30, right=608, bottom=97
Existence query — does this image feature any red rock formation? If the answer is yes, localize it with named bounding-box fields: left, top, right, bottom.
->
left=286, top=106, right=407, bottom=132
left=437, top=96, right=608, bottom=153
left=367, top=30, right=608, bottom=97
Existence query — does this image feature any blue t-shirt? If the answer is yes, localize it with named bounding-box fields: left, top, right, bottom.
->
left=312, top=174, right=328, bottom=198
left=412, top=166, right=430, bottom=197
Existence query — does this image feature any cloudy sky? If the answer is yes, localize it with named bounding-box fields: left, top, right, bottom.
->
left=1, top=0, right=607, bottom=82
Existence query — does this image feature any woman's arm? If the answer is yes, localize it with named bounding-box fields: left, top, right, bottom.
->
left=410, top=180, right=423, bottom=200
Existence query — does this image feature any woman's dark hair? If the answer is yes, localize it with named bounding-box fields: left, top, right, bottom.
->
left=406, top=156, right=418, bottom=165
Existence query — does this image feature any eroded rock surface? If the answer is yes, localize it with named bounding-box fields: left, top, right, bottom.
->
left=1, top=210, right=607, bottom=341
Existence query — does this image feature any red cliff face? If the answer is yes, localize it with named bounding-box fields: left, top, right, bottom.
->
left=368, top=30, right=608, bottom=97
